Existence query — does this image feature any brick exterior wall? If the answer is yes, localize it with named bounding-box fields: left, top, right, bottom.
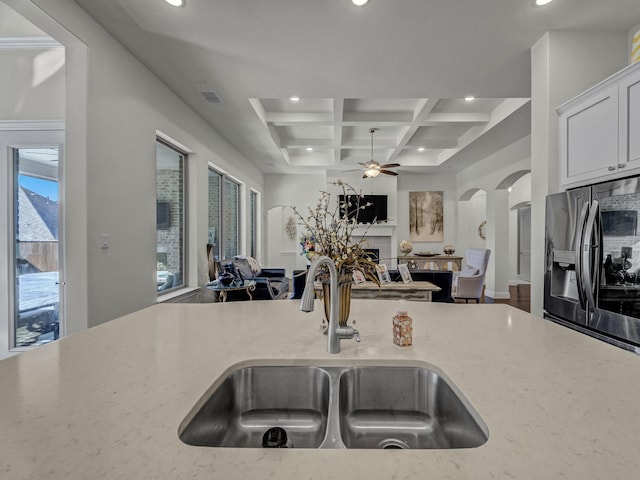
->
left=157, top=168, right=184, bottom=280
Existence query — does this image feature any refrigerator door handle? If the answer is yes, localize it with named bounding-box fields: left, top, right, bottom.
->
left=575, top=201, right=590, bottom=310
left=581, top=200, right=600, bottom=313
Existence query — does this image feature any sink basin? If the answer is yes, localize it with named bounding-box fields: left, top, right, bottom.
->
left=338, top=366, right=489, bottom=449
left=179, top=366, right=331, bottom=448
left=179, top=363, right=488, bottom=449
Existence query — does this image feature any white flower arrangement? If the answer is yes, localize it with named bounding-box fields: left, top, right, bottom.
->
left=292, top=180, right=380, bottom=283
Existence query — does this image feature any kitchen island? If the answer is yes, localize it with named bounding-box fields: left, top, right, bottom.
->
left=1, top=300, right=639, bottom=479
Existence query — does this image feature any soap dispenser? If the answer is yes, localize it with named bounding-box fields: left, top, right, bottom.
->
left=393, top=300, right=413, bottom=347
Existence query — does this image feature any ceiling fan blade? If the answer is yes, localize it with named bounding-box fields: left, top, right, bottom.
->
left=380, top=169, right=399, bottom=176
left=342, top=168, right=362, bottom=173
left=380, top=163, right=400, bottom=169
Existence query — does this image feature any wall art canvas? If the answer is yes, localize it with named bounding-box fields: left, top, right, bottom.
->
left=409, top=191, right=444, bottom=242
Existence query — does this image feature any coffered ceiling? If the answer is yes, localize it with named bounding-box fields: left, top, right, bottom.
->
left=56, top=1, right=640, bottom=175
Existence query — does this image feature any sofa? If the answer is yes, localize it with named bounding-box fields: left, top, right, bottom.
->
left=388, top=269, right=454, bottom=303
left=214, top=256, right=289, bottom=301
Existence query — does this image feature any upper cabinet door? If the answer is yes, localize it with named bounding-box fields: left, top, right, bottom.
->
left=559, top=85, right=619, bottom=187
left=619, top=66, right=640, bottom=169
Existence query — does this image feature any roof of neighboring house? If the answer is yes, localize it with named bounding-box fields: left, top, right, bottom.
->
left=18, top=186, right=58, bottom=241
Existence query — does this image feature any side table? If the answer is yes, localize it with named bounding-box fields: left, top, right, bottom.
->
left=206, top=280, right=257, bottom=302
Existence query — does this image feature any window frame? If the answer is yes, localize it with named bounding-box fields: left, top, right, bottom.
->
left=156, top=138, right=188, bottom=295
left=208, top=166, right=242, bottom=262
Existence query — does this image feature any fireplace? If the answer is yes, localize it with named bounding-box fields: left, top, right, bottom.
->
left=361, top=236, right=392, bottom=266
left=363, top=248, right=380, bottom=263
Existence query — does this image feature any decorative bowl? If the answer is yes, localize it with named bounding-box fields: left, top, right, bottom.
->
left=443, top=244, right=456, bottom=255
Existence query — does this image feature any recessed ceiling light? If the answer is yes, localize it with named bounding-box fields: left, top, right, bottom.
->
left=464, top=96, right=475, bottom=102
left=165, top=0, right=185, bottom=6
left=290, top=96, right=300, bottom=102
left=535, top=0, right=553, bottom=5
left=352, top=0, right=369, bottom=6
left=306, top=147, right=313, bottom=151
left=418, top=147, right=425, bottom=152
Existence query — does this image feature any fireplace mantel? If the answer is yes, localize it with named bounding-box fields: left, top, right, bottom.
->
left=353, top=222, right=396, bottom=237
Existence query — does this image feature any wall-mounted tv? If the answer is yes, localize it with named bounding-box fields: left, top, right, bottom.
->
left=601, top=210, right=637, bottom=236
left=339, top=194, right=388, bottom=224
left=157, top=201, right=171, bottom=230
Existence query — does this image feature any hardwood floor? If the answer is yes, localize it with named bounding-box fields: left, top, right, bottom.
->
left=454, top=283, right=531, bottom=313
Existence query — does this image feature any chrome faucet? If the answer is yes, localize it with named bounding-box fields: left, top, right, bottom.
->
left=300, top=255, right=360, bottom=354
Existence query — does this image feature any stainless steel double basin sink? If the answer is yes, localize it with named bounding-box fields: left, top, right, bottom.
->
left=178, top=363, right=488, bottom=450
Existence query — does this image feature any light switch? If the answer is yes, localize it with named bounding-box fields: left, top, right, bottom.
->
left=101, top=234, right=110, bottom=249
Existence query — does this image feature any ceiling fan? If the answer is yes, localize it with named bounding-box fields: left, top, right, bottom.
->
left=356, top=128, right=400, bottom=178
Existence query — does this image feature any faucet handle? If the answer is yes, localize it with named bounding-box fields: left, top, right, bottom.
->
left=351, top=319, right=360, bottom=341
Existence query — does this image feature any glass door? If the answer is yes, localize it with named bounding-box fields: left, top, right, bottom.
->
left=590, top=177, right=640, bottom=347
left=11, top=146, right=62, bottom=348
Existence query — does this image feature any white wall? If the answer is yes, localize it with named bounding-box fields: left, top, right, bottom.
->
left=0, top=49, right=65, bottom=119
left=397, top=172, right=458, bottom=256
left=530, top=31, right=627, bottom=316
left=458, top=191, right=487, bottom=255
left=455, top=136, right=531, bottom=297
left=264, top=173, right=327, bottom=272
left=0, top=1, right=64, bottom=121
left=5, top=0, right=264, bottom=329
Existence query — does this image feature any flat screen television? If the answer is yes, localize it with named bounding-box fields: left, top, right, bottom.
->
left=339, top=194, right=388, bottom=224
left=157, top=201, right=171, bottom=230
left=601, top=210, right=637, bottom=236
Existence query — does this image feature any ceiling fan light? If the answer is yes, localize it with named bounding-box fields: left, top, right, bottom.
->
left=364, top=167, right=380, bottom=178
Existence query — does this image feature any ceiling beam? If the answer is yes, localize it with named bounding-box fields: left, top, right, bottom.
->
left=264, top=112, right=333, bottom=125
left=420, top=113, right=491, bottom=124
left=387, top=98, right=439, bottom=163
left=333, top=98, right=344, bottom=164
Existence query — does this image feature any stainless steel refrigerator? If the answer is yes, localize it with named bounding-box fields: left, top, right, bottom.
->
left=544, top=176, right=640, bottom=353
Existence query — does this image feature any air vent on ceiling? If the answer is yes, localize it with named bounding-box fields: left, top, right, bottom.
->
left=201, top=91, right=223, bottom=103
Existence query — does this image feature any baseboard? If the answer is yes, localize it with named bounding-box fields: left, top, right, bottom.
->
left=484, top=289, right=511, bottom=299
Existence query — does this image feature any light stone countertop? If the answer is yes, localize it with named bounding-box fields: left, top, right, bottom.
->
left=1, top=300, right=639, bottom=479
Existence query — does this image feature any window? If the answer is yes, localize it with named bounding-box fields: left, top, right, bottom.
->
left=12, top=145, right=63, bottom=349
left=156, top=140, right=186, bottom=293
left=208, top=168, right=240, bottom=261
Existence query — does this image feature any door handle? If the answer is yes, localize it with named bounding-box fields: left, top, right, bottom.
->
left=575, top=202, right=590, bottom=310
left=581, top=200, right=599, bottom=314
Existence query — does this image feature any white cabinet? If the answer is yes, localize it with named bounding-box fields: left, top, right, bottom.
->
left=558, top=62, right=640, bottom=188
left=619, top=66, right=640, bottom=169
left=559, top=86, right=618, bottom=186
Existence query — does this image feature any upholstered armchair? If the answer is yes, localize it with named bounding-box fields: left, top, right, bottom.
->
left=452, top=248, right=491, bottom=303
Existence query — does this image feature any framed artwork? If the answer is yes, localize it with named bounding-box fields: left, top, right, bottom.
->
left=352, top=270, right=366, bottom=285
left=398, top=263, right=413, bottom=284
left=409, top=191, right=444, bottom=242
left=376, top=264, right=392, bottom=284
